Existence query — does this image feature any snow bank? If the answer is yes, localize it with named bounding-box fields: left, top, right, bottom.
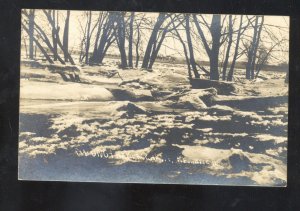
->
left=176, top=88, right=217, bottom=110
left=178, top=93, right=207, bottom=110
left=254, top=134, right=286, bottom=144
left=20, top=81, right=114, bottom=101
left=21, top=59, right=44, bottom=68
left=174, top=144, right=286, bottom=185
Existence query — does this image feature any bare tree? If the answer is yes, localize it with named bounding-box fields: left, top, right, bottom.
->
left=22, top=10, right=57, bottom=63
left=142, top=13, right=182, bottom=70
left=193, top=14, right=225, bottom=80
left=63, top=10, right=71, bottom=62
left=42, top=10, right=75, bottom=64
left=245, top=16, right=264, bottom=79
left=28, top=9, right=35, bottom=60
left=128, top=12, right=134, bottom=68
left=227, top=15, right=244, bottom=81
left=52, top=10, right=58, bottom=61
left=134, top=16, right=143, bottom=68
left=78, top=11, right=100, bottom=64
left=114, top=12, right=128, bottom=68
left=255, top=39, right=286, bottom=79
left=172, top=14, right=201, bottom=78
left=89, top=12, right=115, bottom=65
left=21, top=20, right=54, bottom=63
left=222, top=15, right=233, bottom=81
left=172, top=18, right=192, bottom=78
left=142, top=13, right=167, bottom=69
left=85, top=11, right=92, bottom=64
left=185, top=14, right=200, bottom=78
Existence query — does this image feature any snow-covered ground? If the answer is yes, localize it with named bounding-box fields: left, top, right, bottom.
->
left=18, top=58, right=288, bottom=186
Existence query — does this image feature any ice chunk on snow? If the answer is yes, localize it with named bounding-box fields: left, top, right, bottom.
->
left=178, top=91, right=208, bottom=110
left=173, top=144, right=286, bottom=185
left=20, top=81, right=114, bottom=101
left=210, top=105, right=233, bottom=111
left=254, top=134, right=286, bottom=144
left=197, top=128, right=213, bottom=133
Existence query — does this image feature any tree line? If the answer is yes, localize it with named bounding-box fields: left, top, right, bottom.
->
left=21, top=10, right=288, bottom=81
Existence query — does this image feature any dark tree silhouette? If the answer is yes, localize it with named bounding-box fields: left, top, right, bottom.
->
left=78, top=11, right=101, bottom=64
left=134, top=17, right=142, bottom=68
left=28, top=9, right=35, bottom=60
left=43, top=10, right=75, bottom=64
left=21, top=21, right=54, bottom=64
left=22, top=10, right=64, bottom=63
left=193, top=14, right=223, bottom=80
left=114, top=12, right=128, bottom=68
left=172, top=14, right=201, bottom=78
left=227, top=15, right=244, bottom=81
left=128, top=12, right=134, bottom=68
left=142, top=13, right=167, bottom=69
left=185, top=14, right=200, bottom=78
left=255, top=39, right=285, bottom=79
left=142, top=13, right=182, bottom=70
left=245, top=16, right=264, bottom=79
left=52, top=10, right=58, bottom=61
left=89, top=12, right=115, bottom=64
left=21, top=10, right=288, bottom=85
left=85, top=11, right=92, bottom=64
left=222, top=15, right=233, bottom=81
left=173, top=20, right=192, bottom=78
left=63, top=10, right=70, bottom=62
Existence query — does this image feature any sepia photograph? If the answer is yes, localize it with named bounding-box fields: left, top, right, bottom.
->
left=18, top=9, right=289, bottom=186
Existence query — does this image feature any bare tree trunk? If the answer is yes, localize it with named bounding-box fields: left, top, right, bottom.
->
left=31, top=18, right=65, bottom=64
left=148, top=29, right=168, bottom=69
left=85, top=11, right=92, bottom=64
left=28, top=9, right=35, bottom=60
left=227, top=15, right=243, bottom=81
left=24, top=9, right=74, bottom=65
left=250, top=16, right=264, bottom=79
left=115, top=12, right=128, bottom=68
left=44, top=9, right=75, bottom=64
left=63, top=10, right=70, bottom=62
left=222, top=15, right=233, bottom=81
left=255, top=37, right=281, bottom=79
left=193, top=14, right=221, bottom=80
left=128, top=12, right=134, bottom=68
left=90, top=12, right=114, bottom=64
left=23, top=36, right=28, bottom=58
left=173, top=23, right=192, bottom=78
left=135, top=25, right=141, bottom=68
left=185, top=14, right=199, bottom=78
left=142, top=13, right=166, bottom=69
left=52, top=10, right=58, bottom=61
left=210, top=15, right=221, bottom=80
left=92, top=13, right=104, bottom=61
left=246, top=16, right=259, bottom=79
left=147, top=14, right=179, bottom=69
left=22, top=22, right=54, bottom=63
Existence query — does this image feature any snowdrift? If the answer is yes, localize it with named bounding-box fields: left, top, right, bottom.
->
left=20, top=81, right=114, bottom=101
